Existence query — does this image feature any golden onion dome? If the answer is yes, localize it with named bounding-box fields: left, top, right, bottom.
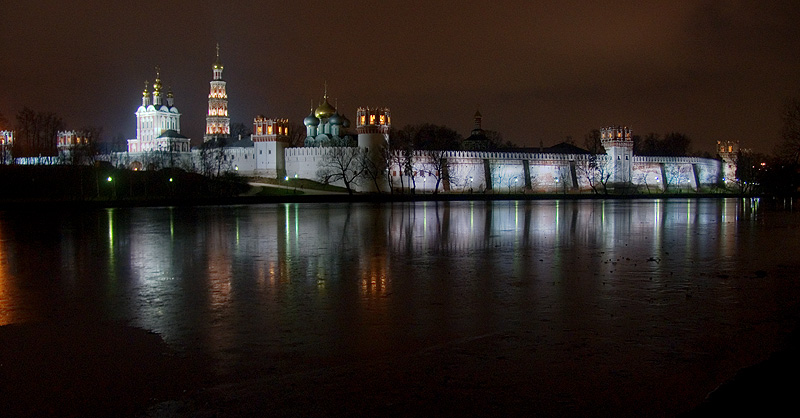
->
left=152, top=66, right=162, bottom=92
left=315, top=98, right=336, bottom=119
left=142, top=80, right=149, bottom=97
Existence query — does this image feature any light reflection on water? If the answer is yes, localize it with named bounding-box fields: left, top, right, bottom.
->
left=0, top=198, right=796, bottom=375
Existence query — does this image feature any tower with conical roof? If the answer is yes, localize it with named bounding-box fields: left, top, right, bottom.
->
left=204, top=43, right=230, bottom=143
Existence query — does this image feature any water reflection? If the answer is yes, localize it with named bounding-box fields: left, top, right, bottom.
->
left=0, top=198, right=798, bottom=371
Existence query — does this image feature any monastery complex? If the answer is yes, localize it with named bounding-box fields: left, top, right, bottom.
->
left=7, top=45, right=738, bottom=194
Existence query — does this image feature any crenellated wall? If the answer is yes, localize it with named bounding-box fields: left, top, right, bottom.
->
left=112, top=145, right=723, bottom=194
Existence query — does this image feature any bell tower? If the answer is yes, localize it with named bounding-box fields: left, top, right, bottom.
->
left=204, top=43, right=230, bottom=143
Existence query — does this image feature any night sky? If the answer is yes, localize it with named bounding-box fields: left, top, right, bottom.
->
left=3, top=1, right=800, bottom=153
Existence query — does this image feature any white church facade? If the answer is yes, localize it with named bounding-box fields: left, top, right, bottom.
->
left=126, top=69, right=190, bottom=154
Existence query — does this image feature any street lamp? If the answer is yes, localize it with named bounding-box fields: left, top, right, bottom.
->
left=106, top=176, right=116, bottom=200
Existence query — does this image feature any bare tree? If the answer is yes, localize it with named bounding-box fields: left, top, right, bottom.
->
left=229, top=122, right=251, bottom=141
left=634, top=132, right=692, bottom=157
left=317, top=147, right=366, bottom=195
left=664, top=164, right=694, bottom=192
left=421, top=149, right=453, bottom=194
left=635, top=170, right=653, bottom=194
left=485, top=130, right=517, bottom=150
left=575, top=156, right=612, bottom=194
left=386, top=126, right=415, bottom=193
left=361, top=147, right=387, bottom=193
left=556, top=164, right=572, bottom=193
left=14, top=107, right=63, bottom=160
left=198, top=138, right=231, bottom=178
left=583, top=129, right=604, bottom=154
left=778, top=97, right=800, bottom=164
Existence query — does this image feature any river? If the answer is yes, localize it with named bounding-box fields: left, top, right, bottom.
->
left=1, top=198, right=798, bottom=416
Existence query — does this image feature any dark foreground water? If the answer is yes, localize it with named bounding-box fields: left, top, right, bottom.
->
left=1, top=198, right=799, bottom=416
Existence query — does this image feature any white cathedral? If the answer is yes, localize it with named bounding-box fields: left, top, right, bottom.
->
left=126, top=68, right=190, bottom=154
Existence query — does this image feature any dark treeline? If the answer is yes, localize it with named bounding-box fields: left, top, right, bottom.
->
left=633, top=132, right=692, bottom=157
left=0, top=165, right=248, bottom=202
left=732, top=97, right=800, bottom=195
left=12, top=107, right=63, bottom=158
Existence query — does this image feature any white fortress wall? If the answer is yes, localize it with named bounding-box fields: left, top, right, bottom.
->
left=226, top=147, right=257, bottom=175
left=285, top=147, right=325, bottom=182
left=631, top=160, right=664, bottom=191
left=694, top=158, right=722, bottom=186
left=106, top=144, right=725, bottom=193
left=437, top=151, right=489, bottom=192
left=485, top=155, right=527, bottom=193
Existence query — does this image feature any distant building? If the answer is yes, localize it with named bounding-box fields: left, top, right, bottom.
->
left=57, top=130, right=90, bottom=152
left=717, top=140, right=739, bottom=183
left=204, top=44, right=230, bottom=143
left=126, top=68, right=189, bottom=153
left=462, top=110, right=489, bottom=150
left=0, top=130, right=13, bottom=164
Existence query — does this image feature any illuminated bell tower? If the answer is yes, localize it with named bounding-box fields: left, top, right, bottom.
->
left=600, top=125, right=634, bottom=186
left=204, top=43, right=230, bottom=143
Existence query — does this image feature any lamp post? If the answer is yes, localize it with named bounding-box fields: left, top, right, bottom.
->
left=106, top=176, right=116, bottom=200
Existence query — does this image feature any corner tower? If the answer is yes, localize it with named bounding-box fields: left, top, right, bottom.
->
left=252, top=115, right=290, bottom=179
left=717, top=140, right=739, bottom=184
left=204, top=44, right=230, bottom=143
left=356, top=107, right=390, bottom=149
left=600, top=125, right=634, bottom=186
left=356, top=107, right=391, bottom=191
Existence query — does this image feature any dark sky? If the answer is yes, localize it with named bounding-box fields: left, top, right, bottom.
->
left=3, top=0, right=800, bottom=153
